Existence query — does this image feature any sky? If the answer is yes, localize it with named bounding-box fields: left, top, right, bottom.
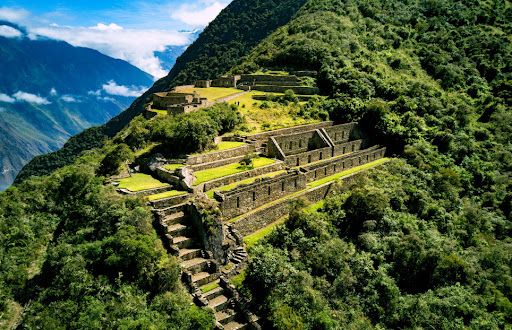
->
left=0, top=0, right=231, bottom=78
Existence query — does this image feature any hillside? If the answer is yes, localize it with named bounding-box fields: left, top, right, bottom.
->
left=0, top=22, right=153, bottom=190
left=15, top=0, right=308, bottom=185
left=1, top=0, right=511, bottom=328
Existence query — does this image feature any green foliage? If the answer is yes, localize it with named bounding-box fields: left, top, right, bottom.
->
left=1, top=165, right=214, bottom=328
left=97, top=144, right=134, bottom=177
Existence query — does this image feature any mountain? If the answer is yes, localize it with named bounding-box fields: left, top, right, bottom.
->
left=154, top=30, right=201, bottom=72
left=0, top=21, right=153, bottom=190
left=1, top=0, right=511, bottom=328
left=15, top=0, right=308, bottom=184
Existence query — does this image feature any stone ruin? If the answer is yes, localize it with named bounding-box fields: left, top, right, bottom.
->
left=151, top=91, right=210, bottom=115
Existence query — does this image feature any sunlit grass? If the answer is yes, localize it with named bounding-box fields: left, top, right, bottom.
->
left=244, top=216, right=287, bottom=248
left=146, top=190, right=187, bottom=201
left=200, top=280, right=220, bottom=293
left=175, top=86, right=241, bottom=100
left=163, top=163, right=184, bottom=172
left=117, top=173, right=169, bottom=192
left=230, top=270, right=246, bottom=289
left=206, top=170, right=287, bottom=199
left=193, top=157, right=276, bottom=185
left=307, top=158, right=390, bottom=188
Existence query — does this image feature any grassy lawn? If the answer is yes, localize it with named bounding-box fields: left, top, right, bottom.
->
left=193, top=157, right=276, bottom=185
left=117, top=173, right=169, bottom=192
left=200, top=280, right=220, bottom=293
left=175, top=86, right=241, bottom=100
left=146, top=190, right=187, bottom=201
left=217, top=141, right=245, bottom=151
left=307, top=158, right=390, bottom=188
left=227, top=91, right=318, bottom=133
left=244, top=216, right=287, bottom=248
left=134, top=143, right=160, bottom=157
left=163, top=163, right=184, bottom=172
left=206, top=170, right=287, bottom=198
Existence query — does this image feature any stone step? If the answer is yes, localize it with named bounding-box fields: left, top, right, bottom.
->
left=179, top=248, right=202, bottom=261
left=202, top=284, right=224, bottom=301
left=180, top=257, right=209, bottom=274
left=215, top=308, right=237, bottom=325
left=230, top=255, right=245, bottom=264
left=167, top=223, right=188, bottom=237
left=163, top=211, right=185, bottom=225
left=209, top=294, right=229, bottom=312
left=158, top=202, right=186, bottom=216
left=223, top=321, right=248, bottom=330
left=173, top=236, right=194, bottom=249
left=192, top=272, right=218, bottom=287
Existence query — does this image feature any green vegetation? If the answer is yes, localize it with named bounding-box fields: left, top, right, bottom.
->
left=230, top=271, right=246, bottom=289
left=193, top=157, right=276, bottom=185
left=206, top=170, right=287, bottom=198
left=0, top=163, right=214, bottom=328
left=176, top=86, right=241, bottom=100
left=164, top=163, right=184, bottom=172
left=117, top=173, right=169, bottom=192
left=200, top=281, right=220, bottom=293
left=244, top=216, right=287, bottom=248
left=147, top=190, right=187, bottom=201
left=216, top=141, right=246, bottom=151
left=307, top=158, right=390, bottom=188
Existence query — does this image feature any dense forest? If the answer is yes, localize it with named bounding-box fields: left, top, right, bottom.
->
left=231, top=0, right=511, bottom=328
left=2, top=0, right=511, bottom=328
left=14, top=0, right=307, bottom=185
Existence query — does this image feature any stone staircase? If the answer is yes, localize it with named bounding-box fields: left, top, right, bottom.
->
left=154, top=203, right=258, bottom=330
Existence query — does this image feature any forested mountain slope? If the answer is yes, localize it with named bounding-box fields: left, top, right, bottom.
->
left=228, top=0, right=511, bottom=328
left=15, top=0, right=308, bottom=185
left=0, top=22, right=153, bottom=190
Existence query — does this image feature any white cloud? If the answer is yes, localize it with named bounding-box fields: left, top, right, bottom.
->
left=13, top=91, right=51, bottom=105
left=0, top=25, right=22, bottom=38
left=102, top=80, right=147, bottom=97
left=0, top=7, right=29, bottom=22
left=171, top=1, right=228, bottom=26
left=88, top=90, right=101, bottom=96
left=32, top=23, right=192, bottom=78
left=61, top=95, right=80, bottom=103
left=50, top=88, right=57, bottom=96
left=0, top=93, right=15, bottom=103
left=98, top=96, right=116, bottom=102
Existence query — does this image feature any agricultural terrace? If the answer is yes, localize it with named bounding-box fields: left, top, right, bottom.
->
left=175, top=86, right=241, bottom=100
left=226, top=91, right=319, bottom=133
left=116, top=173, right=169, bottom=192
left=193, top=157, right=276, bottom=185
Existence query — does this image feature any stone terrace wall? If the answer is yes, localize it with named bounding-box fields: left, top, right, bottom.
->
left=216, top=171, right=307, bottom=219
left=239, top=74, right=300, bottom=84
left=150, top=193, right=191, bottom=209
left=323, top=123, right=357, bottom=144
left=304, top=147, right=386, bottom=182
left=283, top=139, right=363, bottom=167
left=232, top=169, right=380, bottom=236
left=271, top=129, right=330, bottom=156
left=202, top=162, right=285, bottom=192
left=246, top=121, right=333, bottom=142
left=240, top=85, right=320, bottom=95
left=187, top=144, right=255, bottom=166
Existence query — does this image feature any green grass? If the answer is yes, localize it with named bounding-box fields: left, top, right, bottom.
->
left=134, top=143, right=160, bottom=157
left=146, top=190, right=187, bottom=201
left=175, top=86, right=241, bottom=100
left=117, top=174, right=169, bottom=192
left=148, top=109, right=168, bottom=116
left=305, top=200, right=325, bottom=212
left=200, top=280, right=220, bottom=293
left=230, top=270, right=246, bottom=289
left=163, top=163, right=184, bottom=172
left=244, top=216, right=287, bottom=248
left=307, top=158, right=390, bottom=188
left=193, top=157, right=276, bottom=185
left=206, top=170, right=287, bottom=199
left=216, top=141, right=246, bottom=151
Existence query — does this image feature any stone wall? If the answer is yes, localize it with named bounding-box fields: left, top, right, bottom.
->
left=304, top=147, right=386, bottom=182
left=323, top=122, right=357, bottom=144
left=202, top=162, right=285, bottom=192
left=239, top=85, right=320, bottom=95
left=186, top=144, right=255, bottom=166
left=270, top=129, right=330, bottom=156
left=216, top=171, right=307, bottom=219
left=191, top=155, right=247, bottom=172
left=117, top=185, right=171, bottom=197
left=239, top=74, right=300, bottom=84
left=245, top=121, right=333, bottom=142
left=150, top=193, right=191, bottom=209
left=284, top=146, right=334, bottom=166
